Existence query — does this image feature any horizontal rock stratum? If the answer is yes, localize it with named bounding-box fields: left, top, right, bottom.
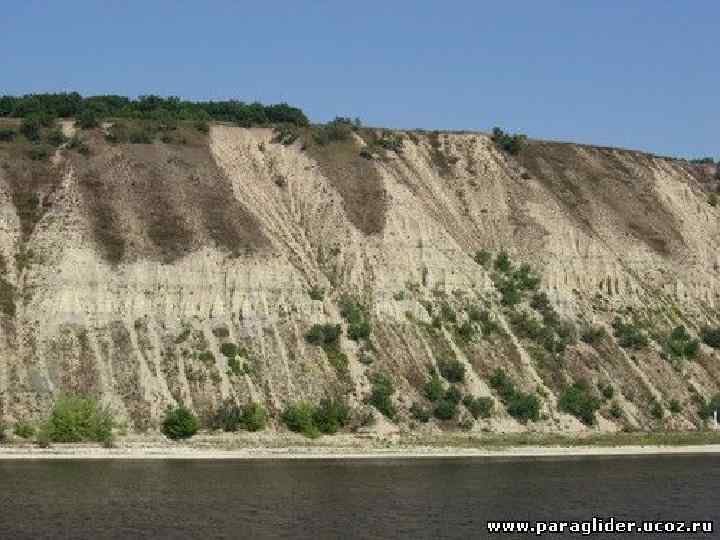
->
left=0, top=117, right=719, bottom=434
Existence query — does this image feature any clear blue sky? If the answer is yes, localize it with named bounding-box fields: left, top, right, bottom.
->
left=2, top=1, right=717, bottom=157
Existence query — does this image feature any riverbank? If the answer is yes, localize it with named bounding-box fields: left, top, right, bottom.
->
left=2, top=431, right=720, bottom=459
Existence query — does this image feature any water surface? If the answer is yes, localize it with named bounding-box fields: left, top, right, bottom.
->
left=0, top=455, right=717, bottom=539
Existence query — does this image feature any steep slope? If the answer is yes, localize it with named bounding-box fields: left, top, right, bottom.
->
left=0, top=123, right=718, bottom=434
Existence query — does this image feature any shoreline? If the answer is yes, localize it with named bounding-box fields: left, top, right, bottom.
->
left=2, top=443, right=720, bottom=460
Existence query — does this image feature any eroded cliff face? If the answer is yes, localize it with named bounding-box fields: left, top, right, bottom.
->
left=0, top=122, right=718, bottom=433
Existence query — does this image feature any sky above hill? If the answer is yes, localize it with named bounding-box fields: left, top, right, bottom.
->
left=2, top=1, right=717, bottom=158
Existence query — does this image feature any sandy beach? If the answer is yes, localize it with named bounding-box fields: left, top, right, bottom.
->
left=2, top=433, right=720, bottom=460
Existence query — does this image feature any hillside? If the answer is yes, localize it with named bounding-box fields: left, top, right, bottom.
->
left=1, top=115, right=719, bottom=436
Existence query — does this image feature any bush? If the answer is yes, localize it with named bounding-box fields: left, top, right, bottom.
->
left=710, top=194, right=718, bottom=207
left=313, top=398, right=350, bottom=434
left=662, top=326, right=699, bottom=360
left=598, top=382, right=614, bottom=400
left=312, top=118, right=353, bottom=145
left=650, top=400, right=664, bottom=420
left=494, top=251, right=512, bottom=272
left=0, top=420, right=6, bottom=444
left=212, top=400, right=243, bottom=432
left=489, top=368, right=515, bottom=401
left=20, top=116, right=42, bottom=142
left=67, top=134, right=90, bottom=156
left=14, top=422, right=35, bottom=439
left=424, top=371, right=445, bottom=401
left=669, top=399, right=682, bottom=415
left=348, top=320, right=371, bottom=341
left=506, top=392, right=541, bottom=423
left=193, top=120, right=209, bottom=133
left=463, top=396, right=494, bottom=419
left=241, top=403, right=267, bottom=432
left=281, top=398, right=348, bottom=437
left=410, top=402, right=430, bottom=423
left=220, top=342, right=239, bottom=358
left=308, top=285, right=324, bottom=301
left=369, top=372, right=396, bottom=418
left=433, top=399, right=458, bottom=420
left=0, top=128, right=16, bottom=142
left=282, top=402, right=319, bottom=438
left=305, top=323, right=341, bottom=347
left=272, top=123, right=301, bottom=145
left=438, top=358, right=466, bottom=383
left=43, top=394, right=114, bottom=443
left=581, top=325, right=607, bottom=344
left=227, top=356, right=243, bottom=376
left=509, top=310, right=545, bottom=340
left=45, top=127, right=67, bottom=147
left=701, top=327, right=720, bottom=349
left=375, top=134, right=403, bottom=152
left=498, top=280, right=521, bottom=306
left=530, top=292, right=552, bottom=314
left=513, top=264, right=540, bottom=290
left=698, top=394, right=720, bottom=420
left=76, top=110, right=99, bottom=129
left=128, top=128, right=153, bottom=144
left=489, top=368, right=541, bottom=423
left=612, top=318, right=649, bottom=349
left=456, top=321, right=475, bottom=342
left=491, top=127, right=527, bottom=155
left=473, top=249, right=492, bottom=268
left=558, top=381, right=600, bottom=426
left=609, top=401, right=623, bottom=419
left=162, top=404, right=199, bottom=440
left=444, top=385, right=462, bottom=404
left=338, top=297, right=371, bottom=342
left=27, top=144, right=51, bottom=161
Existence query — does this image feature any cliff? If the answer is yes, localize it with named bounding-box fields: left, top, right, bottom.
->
left=1, top=119, right=719, bottom=434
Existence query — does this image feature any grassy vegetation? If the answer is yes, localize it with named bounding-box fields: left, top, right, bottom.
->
left=162, top=404, right=199, bottom=440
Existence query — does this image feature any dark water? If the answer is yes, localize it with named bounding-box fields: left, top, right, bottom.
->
left=0, top=455, right=718, bottom=539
